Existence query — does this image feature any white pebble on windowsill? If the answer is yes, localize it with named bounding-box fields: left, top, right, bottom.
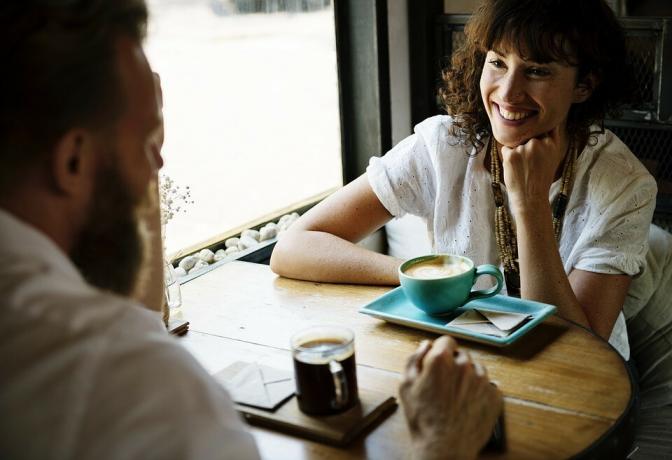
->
left=225, top=237, right=240, bottom=248
left=260, top=225, right=277, bottom=241
left=189, top=260, right=209, bottom=274
left=241, top=229, right=260, bottom=242
left=278, top=214, right=293, bottom=225
left=178, top=255, right=199, bottom=272
left=214, top=249, right=226, bottom=262
left=198, top=249, right=215, bottom=263
left=238, top=235, right=259, bottom=250
left=225, top=246, right=240, bottom=255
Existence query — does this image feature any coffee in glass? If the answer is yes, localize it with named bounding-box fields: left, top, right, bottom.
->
left=291, top=326, right=359, bottom=415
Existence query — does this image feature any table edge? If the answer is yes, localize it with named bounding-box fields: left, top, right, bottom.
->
left=559, top=318, right=637, bottom=459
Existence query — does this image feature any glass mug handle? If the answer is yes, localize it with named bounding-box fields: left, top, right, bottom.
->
left=329, top=360, right=349, bottom=409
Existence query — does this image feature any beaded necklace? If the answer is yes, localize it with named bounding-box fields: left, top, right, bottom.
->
left=489, top=138, right=576, bottom=297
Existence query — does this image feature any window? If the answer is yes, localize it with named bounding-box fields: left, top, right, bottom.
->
left=145, top=0, right=342, bottom=256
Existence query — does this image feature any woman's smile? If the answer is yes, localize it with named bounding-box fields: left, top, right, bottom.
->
left=493, top=102, right=537, bottom=124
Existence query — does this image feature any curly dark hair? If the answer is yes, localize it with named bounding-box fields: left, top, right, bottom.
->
left=0, top=0, right=148, bottom=192
left=439, top=0, right=633, bottom=150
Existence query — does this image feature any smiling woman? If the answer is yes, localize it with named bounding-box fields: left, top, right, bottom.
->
left=270, top=0, right=656, bottom=361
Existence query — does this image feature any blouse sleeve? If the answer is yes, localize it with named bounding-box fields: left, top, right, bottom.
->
left=366, top=120, right=439, bottom=219
left=569, top=152, right=658, bottom=277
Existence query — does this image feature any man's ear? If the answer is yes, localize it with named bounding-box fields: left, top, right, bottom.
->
left=50, top=129, right=97, bottom=196
left=573, top=73, right=599, bottom=104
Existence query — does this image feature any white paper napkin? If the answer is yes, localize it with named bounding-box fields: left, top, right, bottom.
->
left=447, top=309, right=531, bottom=337
left=215, top=361, right=295, bottom=410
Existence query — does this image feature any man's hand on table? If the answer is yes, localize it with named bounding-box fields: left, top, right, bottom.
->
left=400, top=336, right=503, bottom=460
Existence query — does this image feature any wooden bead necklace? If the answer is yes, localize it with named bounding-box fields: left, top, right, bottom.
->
left=489, top=137, right=576, bottom=297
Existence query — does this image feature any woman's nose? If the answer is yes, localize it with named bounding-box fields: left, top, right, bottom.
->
left=500, top=70, right=525, bottom=104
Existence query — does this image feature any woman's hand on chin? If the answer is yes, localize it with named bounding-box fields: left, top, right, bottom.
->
left=500, top=126, right=567, bottom=214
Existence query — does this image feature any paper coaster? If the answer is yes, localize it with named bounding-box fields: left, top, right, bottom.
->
left=238, top=386, right=397, bottom=447
left=215, top=361, right=295, bottom=411
left=447, top=309, right=531, bottom=337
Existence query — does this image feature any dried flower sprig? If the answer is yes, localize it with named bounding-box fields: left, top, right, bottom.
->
left=159, top=174, right=194, bottom=228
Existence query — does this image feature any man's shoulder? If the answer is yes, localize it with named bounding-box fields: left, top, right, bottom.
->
left=1, top=271, right=258, bottom=459
left=77, top=305, right=260, bottom=459
left=1, top=264, right=163, bottom=345
left=1, top=268, right=174, bottom=398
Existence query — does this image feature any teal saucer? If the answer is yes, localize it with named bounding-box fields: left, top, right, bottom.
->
left=359, top=287, right=556, bottom=347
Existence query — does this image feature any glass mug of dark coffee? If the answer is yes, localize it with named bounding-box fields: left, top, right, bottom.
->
left=291, top=326, right=359, bottom=415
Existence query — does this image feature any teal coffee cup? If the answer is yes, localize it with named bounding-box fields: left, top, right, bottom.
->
left=399, top=254, right=504, bottom=316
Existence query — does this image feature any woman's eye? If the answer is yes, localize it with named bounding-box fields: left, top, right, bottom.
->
left=527, top=67, right=550, bottom=77
left=488, top=59, right=505, bottom=69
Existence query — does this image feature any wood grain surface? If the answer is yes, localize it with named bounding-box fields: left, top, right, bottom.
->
left=177, top=261, right=632, bottom=459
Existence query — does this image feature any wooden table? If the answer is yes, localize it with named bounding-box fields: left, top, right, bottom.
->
left=177, top=261, right=635, bottom=459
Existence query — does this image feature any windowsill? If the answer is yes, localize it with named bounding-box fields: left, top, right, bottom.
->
left=168, top=187, right=338, bottom=263
left=178, top=238, right=277, bottom=285
left=177, top=226, right=390, bottom=287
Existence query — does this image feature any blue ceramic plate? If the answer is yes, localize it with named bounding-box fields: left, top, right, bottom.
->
left=359, top=287, right=556, bottom=347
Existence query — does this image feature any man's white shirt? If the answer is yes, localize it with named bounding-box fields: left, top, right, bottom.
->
left=0, top=209, right=259, bottom=459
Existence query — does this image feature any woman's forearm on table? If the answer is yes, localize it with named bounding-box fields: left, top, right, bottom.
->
left=270, top=229, right=403, bottom=285
left=515, top=201, right=590, bottom=329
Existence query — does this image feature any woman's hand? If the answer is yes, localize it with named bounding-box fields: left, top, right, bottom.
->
left=500, top=126, right=567, bottom=213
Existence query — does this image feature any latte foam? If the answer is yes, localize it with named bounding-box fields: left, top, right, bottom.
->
left=404, top=259, right=470, bottom=279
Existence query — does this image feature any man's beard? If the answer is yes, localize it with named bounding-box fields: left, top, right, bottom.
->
left=70, top=163, right=145, bottom=297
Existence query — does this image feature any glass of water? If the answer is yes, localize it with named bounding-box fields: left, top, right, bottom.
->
left=164, top=261, right=183, bottom=317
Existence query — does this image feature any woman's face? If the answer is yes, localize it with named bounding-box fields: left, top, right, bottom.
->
left=479, top=48, right=590, bottom=148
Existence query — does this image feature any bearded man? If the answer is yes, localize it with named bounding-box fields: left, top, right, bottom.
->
left=0, top=1, right=501, bottom=459
left=0, top=1, right=259, bottom=457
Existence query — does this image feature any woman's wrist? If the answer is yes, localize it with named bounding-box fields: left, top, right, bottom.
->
left=509, top=195, right=552, bottom=222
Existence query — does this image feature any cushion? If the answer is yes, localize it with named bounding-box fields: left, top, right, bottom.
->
left=385, top=214, right=432, bottom=260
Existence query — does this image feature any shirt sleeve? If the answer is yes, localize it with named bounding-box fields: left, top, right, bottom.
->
left=569, top=152, right=658, bottom=277
left=76, top=308, right=260, bottom=460
left=366, top=128, right=437, bottom=219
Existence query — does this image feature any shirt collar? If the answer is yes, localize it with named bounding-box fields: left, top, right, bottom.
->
left=0, top=208, right=84, bottom=283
